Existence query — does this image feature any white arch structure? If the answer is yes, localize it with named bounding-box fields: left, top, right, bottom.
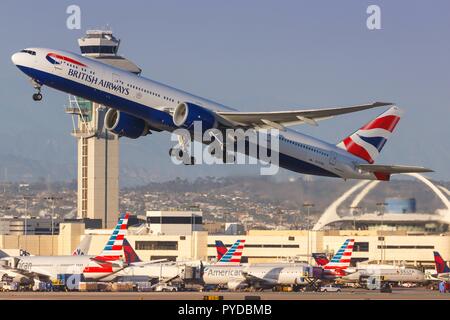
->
left=313, top=173, right=450, bottom=230
left=439, top=185, right=450, bottom=197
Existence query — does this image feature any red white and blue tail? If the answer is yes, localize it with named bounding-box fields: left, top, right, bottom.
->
left=337, top=107, right=402, bottom=164
left=323, top=239, right=355, bottom=275
left=94, top=212, right=129, bottom=262
left=216, top=240, right=245, bottom=266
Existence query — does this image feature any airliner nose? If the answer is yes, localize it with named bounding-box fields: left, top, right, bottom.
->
left=11, top=52, right=20, bottom=65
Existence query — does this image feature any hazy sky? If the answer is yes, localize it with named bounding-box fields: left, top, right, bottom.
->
left=1, top=0, right=449, bottom=183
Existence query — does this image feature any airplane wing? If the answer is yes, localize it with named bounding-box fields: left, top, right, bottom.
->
left=215, top=102, right=393, bottom=130
left=0, top=264, right=50, bottom=281
left=356, top=164, right=434, bottom=174
left=241, top=271, right=277, bottom=286
left=130, top=259, right=169, bottom=267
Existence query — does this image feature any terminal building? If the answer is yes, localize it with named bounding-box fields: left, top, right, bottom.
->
left=0, top=210, right=448, bottom=270
left=0, top=172, right=448, bottom=270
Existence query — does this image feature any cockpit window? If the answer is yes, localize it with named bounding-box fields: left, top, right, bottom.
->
left=20, top=49, right=36, bottom=56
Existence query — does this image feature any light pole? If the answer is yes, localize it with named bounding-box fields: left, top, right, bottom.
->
left=303, top=202, right=315, bottom=264
left=45, top=196, right=62, bottom=255
left=277, top=209, right=283, bottom=229
left=23, top=196, right=32, bottom=251
left=376, top=202, right=387, bottom=263
left=349, top=206, right=362, bottom=230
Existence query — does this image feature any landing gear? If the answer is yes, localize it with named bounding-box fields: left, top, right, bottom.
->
left=30, top=79, right=42, bottom=101
left=32, top=93, right=42, bottom=101
left=169, top=134, right=195, bottom=165
left=169, top=147, right=195, bottom=165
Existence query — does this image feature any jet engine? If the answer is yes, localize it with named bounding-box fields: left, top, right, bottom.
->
left=172, top=102, right=218, bottom=131
left=104, top=109, right=149, bottom=139
left=227, top=279, right=248, bottom=291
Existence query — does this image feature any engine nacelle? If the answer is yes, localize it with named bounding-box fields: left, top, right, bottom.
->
left=104, top=109, right=148, bottom=139
left=227, top=279, right=248, bottom=291
left=173, top=102, right=218, bottom=131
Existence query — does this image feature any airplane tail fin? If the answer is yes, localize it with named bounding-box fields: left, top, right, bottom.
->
left=312, top=253, right=330, bottom=266
left=323, top=239, right=355, bottom=275
left=433, top=251, right=450, bottom=274
left=215, top=240, right=228, bottom=261
left=123, top=238, right=142, bottom=264
left=94, top=212, right=129, bottom=262
left=336, top=106, right=402, bottom=164
left=216, top=240, right=245, bottom=266
left=72, top=235, right=92, bottom=255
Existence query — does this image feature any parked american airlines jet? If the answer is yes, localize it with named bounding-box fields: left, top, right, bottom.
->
left=11, top=48, right=432, bottom=180
left=0, top=213, right=129, bottom=282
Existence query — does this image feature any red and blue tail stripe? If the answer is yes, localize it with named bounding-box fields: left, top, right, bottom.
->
left=434, top=251, right=450, bottom=274
left=323, top=239, right=355, bottom=272
left=94, top=212, right=129, bottom=262
left=337, top=107, right=402, bottom=164
left=312, top=253, right=330, bottom=266
left=215, top=240, right=228, bottom=260
left=216, top=239, right=245, bottom=266
left=123, top=238, right=142, bottom=264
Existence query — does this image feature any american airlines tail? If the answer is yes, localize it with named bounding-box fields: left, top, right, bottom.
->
left=433, top=251, right=450, bottom=274
left=323, top=239, right=355, bottom=276
left=94, top=212, right=130, bottom=262
left=216, top=240, right=246, bottom=266
left=337, top=106, right=402, bottom=164
left=72, top=235, right=92, bottom=256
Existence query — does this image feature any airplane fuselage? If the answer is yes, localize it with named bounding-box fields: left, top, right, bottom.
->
left=203, top=263, right=318, bottom=289
left=1, top=255, right=120, bottom=281
left=343, top=266, right=425, bottom=284
left=11, top=48, right=381, bottom=180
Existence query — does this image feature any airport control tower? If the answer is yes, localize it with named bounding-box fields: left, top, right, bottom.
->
left=66, top=30, right=141, bottom=228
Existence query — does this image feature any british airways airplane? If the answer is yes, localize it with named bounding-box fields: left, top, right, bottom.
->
left=11, top=48, right=432, bottom=180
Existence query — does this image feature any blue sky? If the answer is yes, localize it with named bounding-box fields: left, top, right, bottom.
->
left=1, top=0, right=449, bottom=183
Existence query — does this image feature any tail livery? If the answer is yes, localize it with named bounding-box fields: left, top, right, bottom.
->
left=215, top=240, right=228, bottom=261
left=323, top=239, right=355, bottom=277
left=434, top=251, right=450, bottom=274
left=312, top=253, right=330, bottom=266
left=94, top=212, right=130, bottom=262
left=337, top=106, right=402, bottom=164
left=72, top=235, right=92, bottom=256
left=216, top=240, right=245, bottom=266
left=123, top=238, right=142, bottom=264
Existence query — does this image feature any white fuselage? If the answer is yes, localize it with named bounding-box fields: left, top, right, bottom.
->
left=102, top=262, right=185, bottom=282
left=344, top=265, right=425, bottom=283
left=203, top=263, right=315, bottom=289
left=1, top=256, right=90, bottom=280
left=0, top=255, right=119, bottom=281
left=11, top=48, right=378, bottom=180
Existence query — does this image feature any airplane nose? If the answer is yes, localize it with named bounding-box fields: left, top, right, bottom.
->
left=11, top=52, right=20, bottom=65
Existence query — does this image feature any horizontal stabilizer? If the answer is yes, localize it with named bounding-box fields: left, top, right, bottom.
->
left=356, top=164, right=434, bottom=174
